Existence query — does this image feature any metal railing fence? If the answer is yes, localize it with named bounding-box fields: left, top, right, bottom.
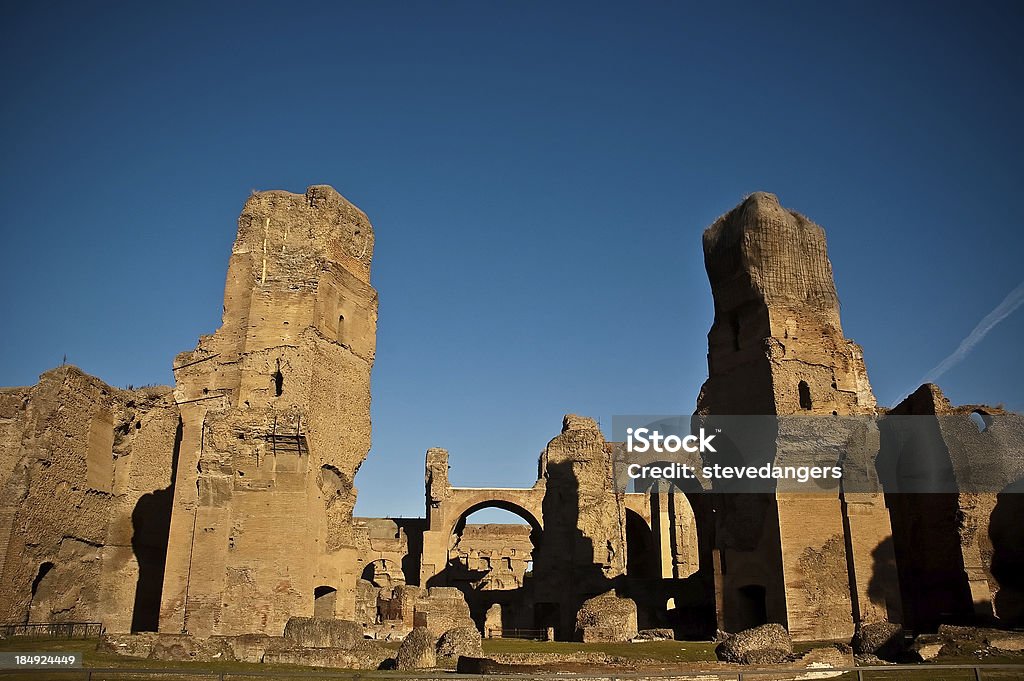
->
left=0, top=622, right=103, bottom=639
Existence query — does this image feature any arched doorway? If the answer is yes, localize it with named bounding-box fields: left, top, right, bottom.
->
left=441, top=501, right=543, bottom=634
left=313, top=585, right=337, bottom=619
left=623, top=467, right=717, bottom=638
left=625, top=509, right=658, bottom=579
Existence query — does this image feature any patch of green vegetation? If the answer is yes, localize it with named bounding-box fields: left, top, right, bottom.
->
left=3, top=636, right=1020, bottom=681
left=0, top=638, right=405, bottom=680
left=481, top=636, right=718, bottom=662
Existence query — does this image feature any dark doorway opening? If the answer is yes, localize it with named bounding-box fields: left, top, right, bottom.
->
left=314, top=585, right=337, bottom=619
left=625, top=509, right=658, bottom=579
left=736, top=584, right=768, bottom=630
left=798, top=381, right=812, bottom=410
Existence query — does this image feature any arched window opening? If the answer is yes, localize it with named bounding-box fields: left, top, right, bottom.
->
left=362, top=559, right=404, bottom=589
left=31, top=562, right=54, bottom=596
left=625, top=509, right=658, bottom=579
left=313, top=585, right=337, bottom=619
left=970, top=410, right=993, bottom=433
left=272, top=359, right=284, bottom=397
left=798, top=381, right=812, bottom=411
left=445, top=503, right=541, bottom=634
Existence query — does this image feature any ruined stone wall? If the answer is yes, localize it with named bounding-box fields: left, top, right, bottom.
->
left=699, top=192, right=874, bottom=417
left=159, top=185, right=377, bottom=636
left=697, top=193, right=900, bottom=640
left=420, top=447, right=452, bottom=586
left=533, top=415, right=627, bottom=638
left=354, top=518, right=423, bottom=589
left=418, top=447, right=544, bottom=589
left=450, top=524, right=533, bottom=590
left=351, top=518, right=428, bottom=638
left=0, top=366, right=179, bottom=632
left=414, top=417, right=630, bottom=640
left=883, top=385, right=1024, bottom=630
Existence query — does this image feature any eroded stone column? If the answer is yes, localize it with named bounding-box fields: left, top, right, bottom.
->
left=159, top=186, right=377, bottom=636
left=697, top=192, right=901, bottom=640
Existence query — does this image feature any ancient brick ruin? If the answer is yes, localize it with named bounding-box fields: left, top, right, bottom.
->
left=1, top=186, right=1021, bottom=652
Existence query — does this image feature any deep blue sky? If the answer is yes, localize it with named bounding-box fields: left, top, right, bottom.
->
left=2, top=1, right=1022, bottom=520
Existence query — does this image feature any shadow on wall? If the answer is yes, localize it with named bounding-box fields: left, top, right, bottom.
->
left=129, top=418, right=182, bottom=632
left=396, top=518, right=425, bottom=586
left=885, top=492, right=973, bottom=632
left=27, top=562, right=56, bottom=622
left=425, top=502, right=541, bottom=635
left=629, top=474, right=717, bottom=638
left=990, top=478, right=1024, bottom=627
left=866, top=536, right=902, bottom=623
left=427, top=458, right=716, bottom=641
left=528, top=458, right=617, bottom=640
left=624, top=509, right=657, bottom=580
left=878, top=416, right=973, bottom=632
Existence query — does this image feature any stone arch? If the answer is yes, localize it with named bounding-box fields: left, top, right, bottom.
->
left=446, top=497, right=544, bottom=584
left=361, top=558, right=405, bottom=588
left=434, top=493, right=545, bottom=633
left=970, top=409, right=993, bottom=433
left=448, top=498, right=542, bottom=539
left=421, top=484, right=545, bottom=589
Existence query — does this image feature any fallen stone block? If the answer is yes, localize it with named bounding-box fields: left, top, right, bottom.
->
left=263, top=640, right=391, bottom=670
left=436, top=625, right=483, bottom=662
left=990, top=634, right=1024, bottom=652
left=575, top=590, right=638, bottom=643
left=715, top=623, right=793, bottom=665
left=99, top=633, right=160, bottom=659
left=908, top=635, right=944, bottom=662
left=914, top=625, right=1024, bottom=660
left=147, top=635, right=236, bottom=662
left=282, top=617, right=362, bottom=648
left=413, top=587, right=475, bottom=637
left=634, top=628, right=675, bottom=641
left=791, top=644, right=854, bottom=675
left=851, top=621, right=904, bottom=661
left=396, top=626, right=437, bottom=670
left=223, top=634, right=289, bottom=663
left=456, top=656, right=555, bottom=675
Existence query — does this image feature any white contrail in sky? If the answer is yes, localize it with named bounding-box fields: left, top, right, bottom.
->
left=894, top=279, right=1024, bottom=406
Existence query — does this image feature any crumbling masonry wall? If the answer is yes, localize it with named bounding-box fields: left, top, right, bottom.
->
left=1, top=185, right=1019, bottom=648
left=158, top=185, right=377, bottom=636
left=450, top=524, right=533, bottom=591
left=532, top=415, right=628, bottom=639
left=881, top=384, right=1024, bottom=630
left=697, top=192, right=901, bottom=640
left=0, top=366, right=179, bottom=632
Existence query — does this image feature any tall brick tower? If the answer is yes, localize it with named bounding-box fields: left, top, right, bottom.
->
left=159, top=186, right=377, bottom=635
left=697, top=193, right=901, bottom=639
